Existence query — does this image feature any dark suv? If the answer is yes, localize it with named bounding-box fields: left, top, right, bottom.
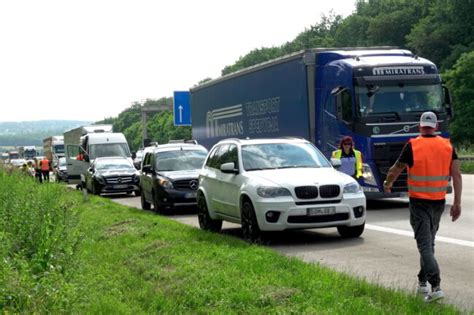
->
left=140, top=143, right=208, bottom=214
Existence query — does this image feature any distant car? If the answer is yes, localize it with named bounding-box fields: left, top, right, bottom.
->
left=54, top=157, right=68, bottom=182
left=83, top=156, right=140, bottom=196
left=140, top=143, right=208, bottom=214
left=10, top=158, right=27, bottom=168
left=197, top=138, right=366, bottom=243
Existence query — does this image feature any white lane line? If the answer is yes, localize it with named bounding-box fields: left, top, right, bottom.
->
left=366, top=224, right=474, bottom=248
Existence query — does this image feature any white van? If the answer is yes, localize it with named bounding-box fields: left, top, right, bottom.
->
left=65, top=130, right=131, bottom=185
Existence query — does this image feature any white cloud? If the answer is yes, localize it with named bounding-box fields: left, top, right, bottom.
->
left=0, top=0, right=355, bottom=122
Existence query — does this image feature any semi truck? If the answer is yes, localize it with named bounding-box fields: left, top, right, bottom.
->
left=64, top=124, right=132, bottom=184
left=19, top=146, right=37, bottom=160
left=190, top=47, right=453, bottom=199
left=43, top=136, right=65, bottom=167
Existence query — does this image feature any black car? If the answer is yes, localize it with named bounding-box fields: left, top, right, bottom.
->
left=83, top=156, right=140, bottom=195
left=54, top=157, right=68, bottom=182
left=140, top=143, right=208, bottom=214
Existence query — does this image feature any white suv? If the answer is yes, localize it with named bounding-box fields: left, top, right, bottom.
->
left=197, top=138, right=366, bottom=242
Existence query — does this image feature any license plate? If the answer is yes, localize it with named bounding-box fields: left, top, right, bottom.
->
left=307, top=206, right=336, bottom=216
left=113, top=184, right=128, bottom=189
left=185, top=192, right=197, bottom=199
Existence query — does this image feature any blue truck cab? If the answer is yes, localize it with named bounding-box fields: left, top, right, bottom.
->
left=190, top=47, right=453, bottom=199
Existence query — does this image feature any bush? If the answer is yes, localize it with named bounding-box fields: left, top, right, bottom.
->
left=0, top=166, right=82, bottom=312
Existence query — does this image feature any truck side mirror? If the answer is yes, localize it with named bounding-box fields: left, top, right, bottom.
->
left=443, top=85, right=454, bottom=118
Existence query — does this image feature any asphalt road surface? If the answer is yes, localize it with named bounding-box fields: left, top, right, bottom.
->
left=110, top=175, right=474, bottom=311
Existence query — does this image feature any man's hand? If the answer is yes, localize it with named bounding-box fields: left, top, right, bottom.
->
left=383, top=180, right=392, bottom=193
left=450, top=203, right=461, bottom=222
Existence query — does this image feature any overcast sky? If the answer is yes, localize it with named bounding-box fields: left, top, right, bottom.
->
left=0, top=0, right=355, bottom=123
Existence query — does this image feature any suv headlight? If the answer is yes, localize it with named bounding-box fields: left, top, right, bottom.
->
left=343, top=182, right=362, bottom=194
left=362, top=163, right=377, bottom=186
left=158, top=176, right=173, bottom=189
left=256, top=186, right=291, bottom=198
left=95, top=175, right=105, bottom=184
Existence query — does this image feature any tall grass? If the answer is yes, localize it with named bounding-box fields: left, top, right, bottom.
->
left=0, top=166, right=82, bottom=311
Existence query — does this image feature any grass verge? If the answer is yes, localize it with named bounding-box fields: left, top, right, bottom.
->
left=0, top=167, right=462, bottom=314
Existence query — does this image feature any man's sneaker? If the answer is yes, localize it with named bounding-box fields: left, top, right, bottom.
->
left=417, top=282, right=430, bottom=296
left=425, top=287, right=444, bottom=303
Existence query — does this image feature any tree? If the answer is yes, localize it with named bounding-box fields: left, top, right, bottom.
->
left=442, top=51, right=474, bottom=146
left=406, top=0, right=474, bottom=70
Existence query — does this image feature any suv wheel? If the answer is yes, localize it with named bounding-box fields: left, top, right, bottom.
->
left=153, top=191, right=166, bottom=215
left=141, top=190, right=151, bottom=210
left=337, top=222, right=365, bottom=238
left=197, top=192, right=222, bottom=232
left=241, top=200, right=263, bottom=243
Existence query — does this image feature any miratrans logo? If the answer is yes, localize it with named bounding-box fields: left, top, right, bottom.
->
left=206, top=104, right=244, bottom=138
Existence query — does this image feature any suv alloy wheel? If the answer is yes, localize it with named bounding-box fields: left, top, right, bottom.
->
left=197, top=192, right=222, bottom=232
left=141, top=190, right=151, bottom=210
left=241, top=200, right=263, bottom=243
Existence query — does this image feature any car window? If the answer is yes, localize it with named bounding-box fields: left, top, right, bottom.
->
left=220, top=144, right=238, bottom=167
left=209, top=144, right=229, bottom=169
left=241, top=142, right=331, bottom=171
left=205, top=146, right=218, bottom=167
left=154, top=149, right=207, bottom=171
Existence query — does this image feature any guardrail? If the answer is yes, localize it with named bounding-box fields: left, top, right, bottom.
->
left=459, top=156, right=474, bottom=161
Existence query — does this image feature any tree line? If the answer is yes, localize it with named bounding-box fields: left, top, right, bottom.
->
left=105, top=0, right=473, bottom=150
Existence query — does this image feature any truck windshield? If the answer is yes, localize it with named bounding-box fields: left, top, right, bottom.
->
left=355, top=83, right=444, bottom=117
left=54, top=145, right=65, bottom=154
left=89, top=143, right=131, bottom=159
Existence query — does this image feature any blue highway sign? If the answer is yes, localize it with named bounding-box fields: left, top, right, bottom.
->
left=173, top=91, right=191, bottom=126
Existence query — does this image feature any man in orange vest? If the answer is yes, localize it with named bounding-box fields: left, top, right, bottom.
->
left=40, top=157, right=51, bottom=182
left=383, top=111, right=462, bottom=303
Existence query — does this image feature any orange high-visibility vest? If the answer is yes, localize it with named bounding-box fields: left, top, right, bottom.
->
left=407, top=136, right=452, bottom=200
left=41, top=158, right=50, bottom=171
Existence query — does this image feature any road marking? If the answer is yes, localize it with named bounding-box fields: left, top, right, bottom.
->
left=366, top=224, right=474, bottom=248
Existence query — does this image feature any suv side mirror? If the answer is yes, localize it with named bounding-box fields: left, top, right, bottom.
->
left=220, top=162, right=238, bottom=174
left=142, top=165, right=152, bottom=173
left=330, top=158, right=342, bottom=169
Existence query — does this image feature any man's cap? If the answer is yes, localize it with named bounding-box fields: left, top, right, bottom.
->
left=420, top=111, right=437, bottom=128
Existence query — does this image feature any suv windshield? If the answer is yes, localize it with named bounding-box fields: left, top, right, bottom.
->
left=155, top=149, right=207, bottom=171
left=96, top=159, right=133, bottom=170
left=356, top=83, right=444, bottom=117
left=89, top=143, right=131, bottom=159
left=242, top=142, right=331, bottom=171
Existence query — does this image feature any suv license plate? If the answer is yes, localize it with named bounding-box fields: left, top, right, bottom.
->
left=185, top=192, right=197, bottom=198
left=307, top=206, right=335, bottom=216
left=113, top=184, right=128, bottom=189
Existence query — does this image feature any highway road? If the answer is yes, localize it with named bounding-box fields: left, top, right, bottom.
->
left=111, top=174, right=473, bottom=311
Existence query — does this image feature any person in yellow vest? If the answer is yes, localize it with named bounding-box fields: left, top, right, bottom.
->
left=331, top=136, right=363, bottom=179
left=383, top=111, right=462, bottom=303
left=40, top=157, right=51, bottom=182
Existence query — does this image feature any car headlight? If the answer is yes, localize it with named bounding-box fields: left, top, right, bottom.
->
left=256, top=186, right=291, bottom=198
left=343, top=182, right=362, bottom=194
left=362, top=163, right=377, bottom=186
left=95, top=175, right=105, bottom=184
left=133, top=174, right=140, bottom=183
left=158, top=176, right=173, bottom=189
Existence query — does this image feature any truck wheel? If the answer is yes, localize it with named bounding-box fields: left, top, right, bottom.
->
left=241, top=200, right=263, bottom=243
left=337, top=222, right=365, bottom=238
left=197, top=192, right=222, bottom=232
left=141, top=190, right=151, bottom=210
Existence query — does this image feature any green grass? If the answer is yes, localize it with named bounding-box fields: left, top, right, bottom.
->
left=0, top=166, right=463, bottom=314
